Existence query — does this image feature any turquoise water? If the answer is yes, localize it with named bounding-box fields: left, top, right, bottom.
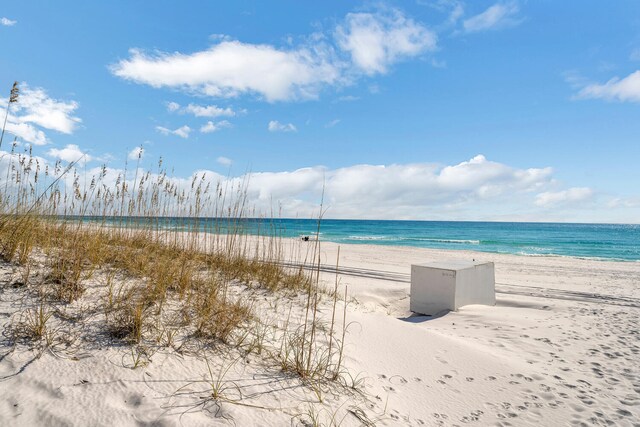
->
left=305, top=220, right=640, bottom=262
left=89, top=217, right=640, bottom=262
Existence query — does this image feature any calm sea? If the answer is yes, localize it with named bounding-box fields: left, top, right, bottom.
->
left=92, top=217, right=640, bottom=262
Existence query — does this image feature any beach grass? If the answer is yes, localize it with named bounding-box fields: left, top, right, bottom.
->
left=0, top=114, right=356, bottom=422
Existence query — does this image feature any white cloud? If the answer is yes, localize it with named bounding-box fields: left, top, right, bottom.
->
left=576, top=70, right=640, bottom=103
left=217, top=156, right=232, bottom=166
left=231, top=154, right=556, bottom=219
left=156, top=125, right=191, bottom=138
left=12, top=86, right=81, bottom=134
left=0, top=153, right=631, bottom=222
left=336, top=9, right=437, bottom=75
left=325, top=119, right=341, bottom=128
left=111, top=8, right=437, bottom=101
left=448, top=4, right=464, bottom=24
left=166, top=101, right=180, bottom=112
left=0, top=84, right=81, bottom=145
left=336, top=95, right=359, bottom=102
left=128, top=146, right=145, bottom=160
left=111, top=40, right=341, bottom=102
left=463, top=2, right=520, bottom=33
left=268, top=120, right=297, bottom=132
left=167, top=101, right=237, bottom=117
left=607, top=196, right=640, bottom=209
left=535, top=187, right=594, bottom=207
left=200, top=120, right=231, bottom=133
left=3, top=122, right=47, bottom=146
left=1, top=17, right=16, bottom=26
left=184, top=104, right=236, bottom=118
left=47, top=144, right=91, bottom=163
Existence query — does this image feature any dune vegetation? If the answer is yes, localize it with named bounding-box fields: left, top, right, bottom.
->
left=0, top=82, right=371, bottom=426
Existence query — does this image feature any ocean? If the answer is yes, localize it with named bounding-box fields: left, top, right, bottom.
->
left=92, top=217, right=640, bottom=262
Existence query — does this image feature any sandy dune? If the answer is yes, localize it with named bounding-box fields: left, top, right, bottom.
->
left=1, top=240, right=639, bottom=426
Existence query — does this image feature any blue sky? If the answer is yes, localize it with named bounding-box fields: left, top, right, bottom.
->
left=1, top=1, right=639, bottom=222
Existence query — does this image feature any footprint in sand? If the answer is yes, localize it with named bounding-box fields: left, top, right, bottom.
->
left=616, top=408, right=632, bottom=417
left=125, top=393, right=144, bottom=408
left=461, top=409, right=484, bottom=423
left=539, top=384, right=552, bottom=392
left=548, top=399, right=565, bottom=409
left=434, top=356, right=449, bottom=365
left=619, top=394, right=639, bottom=406
left=569, top=403, right=586, bottom=413
left=512, top=373, right=534, bottom=382
left=391, top=376, right=408, bottom=384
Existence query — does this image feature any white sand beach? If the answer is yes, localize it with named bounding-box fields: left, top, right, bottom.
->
left=1, top=240, right=639, bottom=426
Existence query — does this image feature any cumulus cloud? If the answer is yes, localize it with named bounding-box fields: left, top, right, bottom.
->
left=12, top=86, right=81, bottom=134
left=3, top=122, right=47, bottom=146
left=111, top=8, right=436, bottom=101
left=535, top=187, right=594, bottom=207
left=217, top=156, right=232, bottom=166
left=575, top=70, right=640, bottom=103
left=1, top=17, right=16, bottom=26
left=607, top=196, right=640, bottom=209
left=463, top=2, right=520, bottom=33
left=47, top=144, right=91, bottom=163
left=192, top=154, right=554, bottom=219
left=185, top=104, right=235, bottom=117
left=166, top=101, right=180, bottom=112
left=167, top=102, right=237, bottom=117
left=314, top=155, right=552, bottom=216
left=111, top=41, right=341, bottom=102
left=0, top=153, right=626, bottom=221
left=336, top=9, right=437, bottom=75
left=0, top=84, right=81, bottom=145
left=156, top=125, right=191, bottom=138
left=268, top=120, right=297, bottom=132
left=128, top=146, right=144, bottom=160
left=200, top=120, right=231, bottom=133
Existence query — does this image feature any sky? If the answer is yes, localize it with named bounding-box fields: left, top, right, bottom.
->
left=1, top=1, right=639, bottom=223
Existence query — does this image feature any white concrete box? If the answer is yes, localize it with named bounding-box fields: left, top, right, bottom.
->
left=410, top=260, right=496, bottom=315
